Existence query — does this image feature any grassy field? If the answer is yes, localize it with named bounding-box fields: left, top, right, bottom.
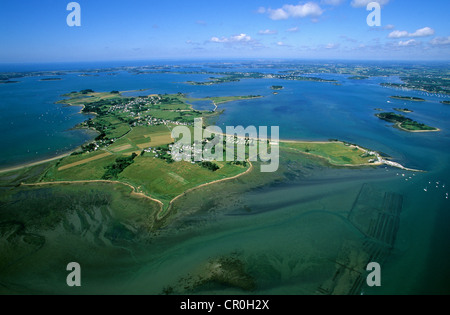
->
left=58, top=152, right=112, bottom=171
left=119, top=157, right=247, bottom=212
left=55, top=150, right=112, bottom=169
left=108, top=125, right=173, bottom=152
left=41, top=122, right=248, bottom=215
left=280, top=141, right=377, bottom=166
left=43, top=152, right=118, bottom=181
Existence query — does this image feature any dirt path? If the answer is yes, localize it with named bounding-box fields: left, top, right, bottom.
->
left=58, top=152, right=112, bottom=171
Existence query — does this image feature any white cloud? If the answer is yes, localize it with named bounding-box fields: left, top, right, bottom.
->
left=263, top=2, right=324, bottom=20
left=398, top=39, right=417, bottom=47
left=388, top=27, right=435, bottom=38
left=210, top=34, right=254, bottom=44
left=287, top=26, right=299, bottom=32
left=351, top=0, right=390, bottom=8
left=430, top=37, right=450, bottom=46
left=258, top=29, right=278, bottom=35
left=268, top=8, right=290, bottom=20
left=384, top=24, right=395, bottom=30
left=388, top=30, right=409, bottom=38
left=410, top=27, right=435, bottom=37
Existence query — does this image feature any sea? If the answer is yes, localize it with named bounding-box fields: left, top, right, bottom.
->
left=0, top=60, right=449, bottom=294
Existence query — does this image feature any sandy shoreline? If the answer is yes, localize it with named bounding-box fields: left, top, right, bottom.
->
left=0, top=153, right=70, bottom=174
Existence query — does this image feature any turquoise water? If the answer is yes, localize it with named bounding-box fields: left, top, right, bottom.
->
left=0, top=63, right=449, bottom=294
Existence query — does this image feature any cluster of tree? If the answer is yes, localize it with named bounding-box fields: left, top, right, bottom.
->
left=80, top=143, right=98, bottom=153
left=95, top=132, right=107, bottom=141
left=200, top=161, right=220, bottom=172
left=271, top=85, right=284, bottom=90
left=377, top=112, right=410, bottom=123
left=102, top=153, right=137, bottom=180
left=157, top=147, right=175, bottom=164
left=230, top=161, right=248, bottom=167
left=81, top=89, right=94, bottom=94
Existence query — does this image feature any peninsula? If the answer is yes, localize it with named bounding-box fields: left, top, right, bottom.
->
left=0, top=90, right=421, bottom=221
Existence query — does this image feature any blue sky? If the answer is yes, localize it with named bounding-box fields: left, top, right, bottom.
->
left=0, top=0, right=449, bottom=63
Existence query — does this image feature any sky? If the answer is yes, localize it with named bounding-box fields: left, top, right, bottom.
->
left=0, top=0, right=449, bottom=63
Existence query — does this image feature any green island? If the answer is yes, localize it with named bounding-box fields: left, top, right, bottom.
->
left=348, top=76, right=369, bottom=80
left=390, top=96, right=425, bottom=102
left=376, top=112, right=439, bottom=132
left=39, top=77, right=62, bottom=81
left=393, top=108, right=413, bottom=113
left=441, top=101, right=450, bottom=105
left=0, top=89, right=390, bottom=222
left=271, top=85, right=284, bottom=90
left=186, top=72, right=264, bottom=85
